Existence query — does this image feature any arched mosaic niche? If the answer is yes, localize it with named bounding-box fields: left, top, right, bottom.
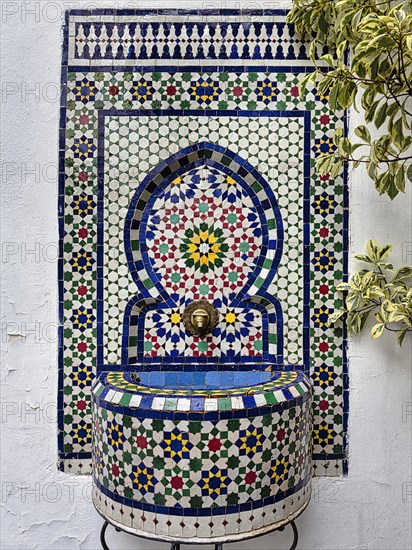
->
left=122, top=142, right=284, bottom=365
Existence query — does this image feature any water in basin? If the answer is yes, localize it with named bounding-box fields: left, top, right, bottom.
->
left=134, top=370, right=272, bottom=390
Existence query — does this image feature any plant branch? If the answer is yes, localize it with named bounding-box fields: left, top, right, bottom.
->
left=289, top=1, right=412, bottom=197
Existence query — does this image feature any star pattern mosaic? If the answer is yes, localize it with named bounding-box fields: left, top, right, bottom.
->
left=146, top=166, right=262, bottom=301
left=139, top=306, right=265, bottom=361
left=103, top=115, right=304, bottom=367
left=59, top=10, right=348, bottom=480
left=92, top=389, right=313, bottom=512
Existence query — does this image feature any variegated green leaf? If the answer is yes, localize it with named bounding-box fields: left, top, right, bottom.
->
left=371, top=323, right=385, bottom=339
left=392, top=266, right=412, bottom=282
left=398, top=328, right=410, bottom=346
left=287, top=0, right=411, bottom=199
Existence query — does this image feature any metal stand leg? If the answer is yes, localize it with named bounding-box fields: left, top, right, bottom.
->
left=170, top=544, right=180, bottom=550
left=289, top=520, right=299, bottom=550
left=100, top=521, right=110, bottom=550
left=215, top=543, right=224, bottom=550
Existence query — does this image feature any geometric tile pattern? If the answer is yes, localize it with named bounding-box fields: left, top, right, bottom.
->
left=138, top=306, right=265, bottom=361
left=92, top=481, right=312, bottom=541
left=134, top=162, right=266, bottom=363
left=104, top=115, right=303, bottom=367
left=147, top=166, right=262, bottom=303
left=92, top=374, right=313, bottom=538
left=71, top=19, right=319, bottom=66
left=59, top=9, right=348, bottom=477
left=121, top=142, right=284, bottom=364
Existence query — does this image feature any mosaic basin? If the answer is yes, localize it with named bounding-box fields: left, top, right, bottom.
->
left=92, top=367, right=313, bottom=543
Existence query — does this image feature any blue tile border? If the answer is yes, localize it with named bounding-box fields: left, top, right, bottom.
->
left=99, top=369, right=309, bottom=398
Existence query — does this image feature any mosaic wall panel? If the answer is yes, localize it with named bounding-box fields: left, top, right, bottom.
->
left=102, top=115, right=304, bottom=366
left=58, top=9, right=348, bottom=476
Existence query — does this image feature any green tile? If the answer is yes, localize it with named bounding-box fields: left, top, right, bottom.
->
left=217, top=397, right=232, bottom=411
left=119, top=393, right=132, bottom=406
left=264, top=392, right=277, bottom=405
left=164, top=398, right=178, bottom=411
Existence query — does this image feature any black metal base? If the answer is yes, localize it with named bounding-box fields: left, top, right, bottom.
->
left=100, top=519, right=299, bottom=550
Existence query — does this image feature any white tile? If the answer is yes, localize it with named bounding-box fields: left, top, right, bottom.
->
left=110, top=391, right=123, bottom=404
left=231, top=396, right=243, bottom=410
left=129, top=394, right=142, bottom=408
left=152, top=396, right=165, bottom=410
left=254, top=393, right=267, bottom=407
left=177, top=398, right=191, bottom=411
left=204, top=398, right=218, bottom=411
left=105, top=389, right=116, bottom=402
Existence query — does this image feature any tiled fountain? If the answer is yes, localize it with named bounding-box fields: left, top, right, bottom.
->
left=91, top=143, right=313, bottom=544
left=58, top=8, right=349, bottom=549
left=93, top=369, right=312, bottom=545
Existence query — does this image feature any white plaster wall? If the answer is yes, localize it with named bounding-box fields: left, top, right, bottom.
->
left=1, top=1, right=411, bottom=549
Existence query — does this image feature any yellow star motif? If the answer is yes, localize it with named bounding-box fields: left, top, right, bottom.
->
left=70, top=364, right=93, bottom=388
left=161, top=429, right=193, bottom=461
left=271, top=456, right=290, bottom=484
left=313, top=422, right=336, bottom=445
left=203, top=471, right=226, bottom=492
left=170, top=312, right=181, bottom=324
left=237, top=426, right=265, bottom=456
left=186, top=231, right=222, bottom=267
left=107, top=422, right=125, bottom=451
left=314, top=137, right=336, bottom=156
left=200, top=466, right=230, bottom=497
left=131, top=466, right=156, bottom=493
left=225, top=311, right=237, bottom=324
left=181, top=224, right=228, bottom=273
left=74, top=79, right=97, bottom=103
left=190, top=78, right=221, bottom=104
left=70, top=421, right=91, bottom=445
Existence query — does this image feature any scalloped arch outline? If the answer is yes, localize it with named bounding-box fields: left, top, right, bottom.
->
left=122, top=142, right=284, bottom=365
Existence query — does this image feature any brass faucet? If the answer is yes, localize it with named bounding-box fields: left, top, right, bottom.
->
left=182, top=300, right=219, bottom=338
left=191, top=308, right=211, bottom=331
